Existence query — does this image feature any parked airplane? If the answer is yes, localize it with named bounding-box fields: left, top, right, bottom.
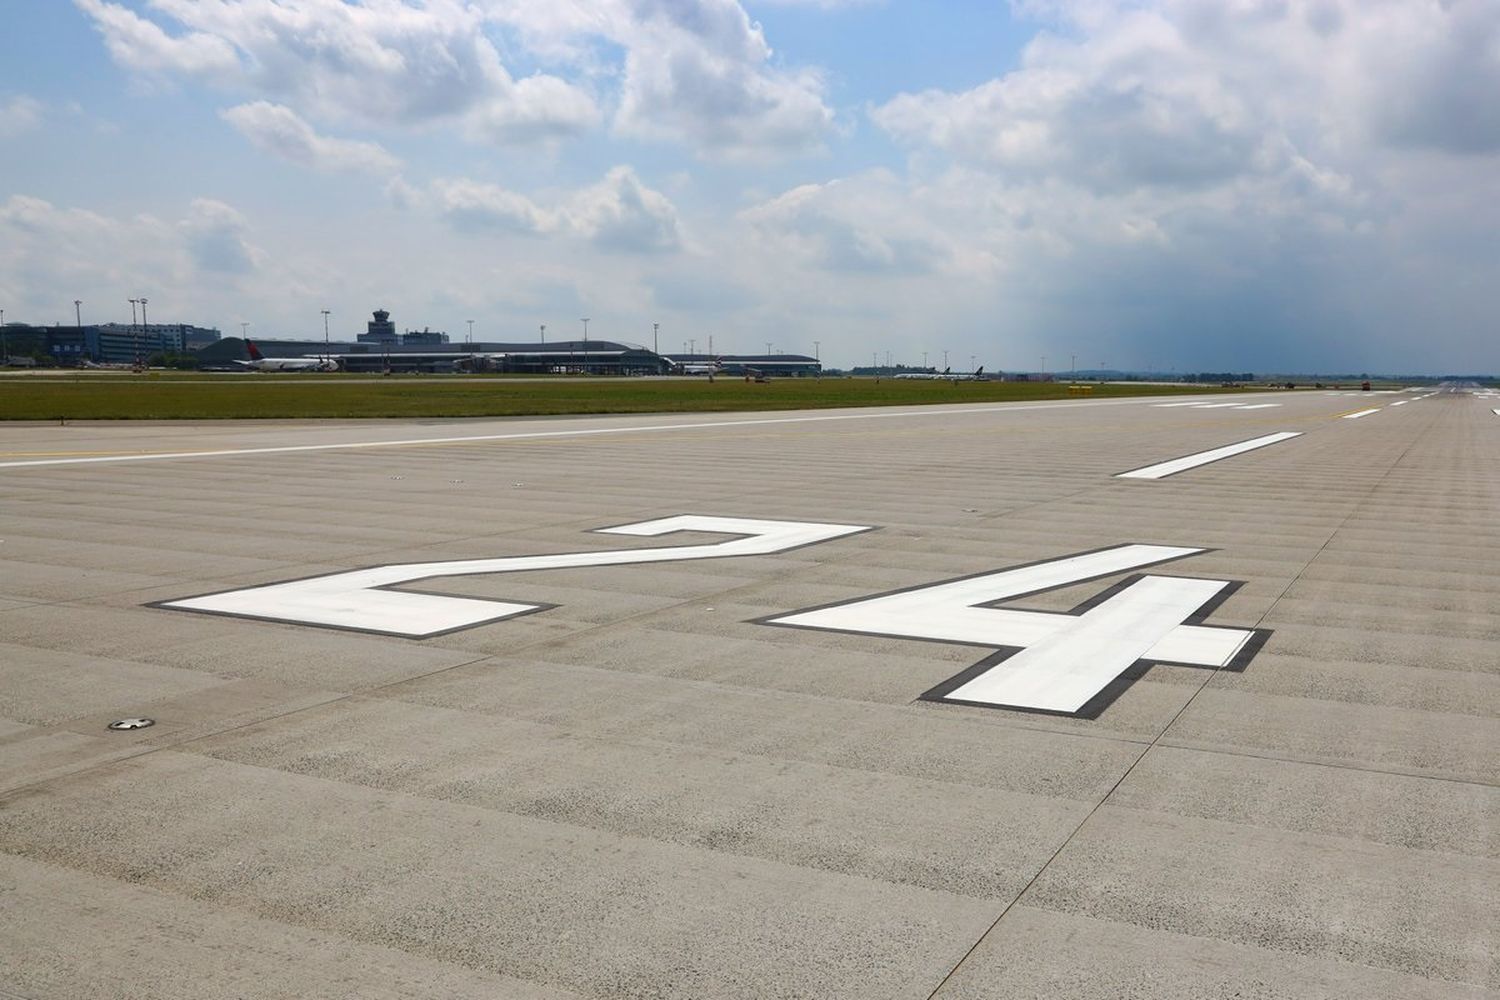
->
left=894, top=366, right=987, bottom=381
left=679, top=357, right=724, bottom=376
left=235, top=340, right=339, bottom=372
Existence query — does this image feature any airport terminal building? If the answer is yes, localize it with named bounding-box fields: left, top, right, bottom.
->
left=199, top=336, right=673, bottom=375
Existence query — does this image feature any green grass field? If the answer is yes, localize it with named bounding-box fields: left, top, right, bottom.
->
left=0, top=374, right=1253, bottom=421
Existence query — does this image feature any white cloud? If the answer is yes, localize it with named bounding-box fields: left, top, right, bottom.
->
left=875, top=0, right=1500, bottom=188
left=565, top=166, right=683, bottom=253
left=74, top=0, right=239, bottom=76
left=434, top=166, right=682, bottom=252
left=221, top=102, right=401, bottom=175
left=608, top=0, right=834, bottom=158
left=0, top=195, right=267, bottom=324
left=75, top=0, right=831, bottom=158
left=432, top=178, right=554, bottom=236
left=179, top=199, right=261, bottom=275
left=464, top=0, right=836, bottom=157
left=464, top=74, right=602, bottom=144
left=77, top=0, right=600, bottom=144
left=840, top=0, right=1500, bottom=370
left=0, top=96, right=44, bottom=137
left=739, top=172, right=947, bottom=273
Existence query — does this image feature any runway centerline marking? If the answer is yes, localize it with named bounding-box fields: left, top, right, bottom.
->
left=0, top=396, right=1230, bottom=470
left=1342, top=408, right=1381, bottom=419
left=1115, top=432, right=1303, bottom=480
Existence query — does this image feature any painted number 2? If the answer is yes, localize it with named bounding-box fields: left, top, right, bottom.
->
left=161, top=516, right=871, bottom=637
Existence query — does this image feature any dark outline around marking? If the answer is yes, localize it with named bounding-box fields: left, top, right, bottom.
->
left=756, top=543, right=1271, bottom=720
left=149, top=515, right=879, bottom=639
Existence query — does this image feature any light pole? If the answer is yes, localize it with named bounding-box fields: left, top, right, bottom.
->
left=321, top=309, right=331, bottom=356
left=813, top=340, right=820, bottom=361
left=689, top=338, right=696, bottom=355
left=74, top=299, right=82, bottom=353
left=1, top=308, right=6, bottom=363
left=466, top=319, right=474, bottom=345
left=580, top=318, right=589, bottom=374
left=1041, top=355, right=1047, bottom=374
left=922, top=351, right=928, bottom=369
left=970, top=354, right=976, bottom=373
left=139, top=297, right=149, bottom=367
left=240, top=322, right=249, bottom=340
left=539, top=324, right=545, bottom=344
left=653, top=322, right=659, bottom=356
left=765, top=341, right=772, bottom=356
left=943, top=349, right=949, bottom=370
left=129, top=298, right=139, bottom=365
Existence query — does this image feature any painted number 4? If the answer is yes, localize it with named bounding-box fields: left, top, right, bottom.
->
left=766, top=544, right=1267, bottom=718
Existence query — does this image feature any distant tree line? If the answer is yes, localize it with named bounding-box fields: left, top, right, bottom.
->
left=146, top=351, right=200, bottom=370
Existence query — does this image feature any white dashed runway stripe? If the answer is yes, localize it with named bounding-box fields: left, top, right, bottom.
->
left=1116, top=431, right=1303, bottom=480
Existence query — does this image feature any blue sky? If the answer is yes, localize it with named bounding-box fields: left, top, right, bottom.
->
left=2, top=0, right=1497, bottom=372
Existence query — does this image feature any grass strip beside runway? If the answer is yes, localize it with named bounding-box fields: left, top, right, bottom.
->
left=0, top=376, right=1247, bottom=421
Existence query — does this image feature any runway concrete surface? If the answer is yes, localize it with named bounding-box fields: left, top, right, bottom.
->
left=0, top=387, right=1495, bottom=999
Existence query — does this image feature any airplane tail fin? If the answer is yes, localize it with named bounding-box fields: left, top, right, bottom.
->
left=245, top=339, right=263, bottom=361
left=943, top=367, right=951, bottom=375
left=975, top=366, right=984, bottom=375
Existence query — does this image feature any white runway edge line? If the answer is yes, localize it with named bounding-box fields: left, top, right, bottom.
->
left=1342, top=408, right=1382, bottom=419
left=0, top=396, right=1190, bottom=470
left=1116, top=432, right=1303, bottom=480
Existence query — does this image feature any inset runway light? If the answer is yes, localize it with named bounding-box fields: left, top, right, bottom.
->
left=107, top=717, right=155, bottom=731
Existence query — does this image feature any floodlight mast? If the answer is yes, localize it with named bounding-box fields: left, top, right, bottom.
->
left=138, top=297, right=149, bottom=368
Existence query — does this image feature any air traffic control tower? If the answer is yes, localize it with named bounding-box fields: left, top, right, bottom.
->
left=358, top=309, right=398, bottom=345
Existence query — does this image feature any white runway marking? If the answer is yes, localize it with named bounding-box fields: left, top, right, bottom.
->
left=1342, top=408, right=1381, bottom=419
left=1115, top=432, right=1303, bottom=480
left=164, top=516, right=869, bottom=637
left=1391, top=400, right=1410, bottom=406
left=1153, top=401, right=1281, bottom=410
left=768, top=544, right=1256, bottom=716
left=0, top=396, right=1215, bottom=470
